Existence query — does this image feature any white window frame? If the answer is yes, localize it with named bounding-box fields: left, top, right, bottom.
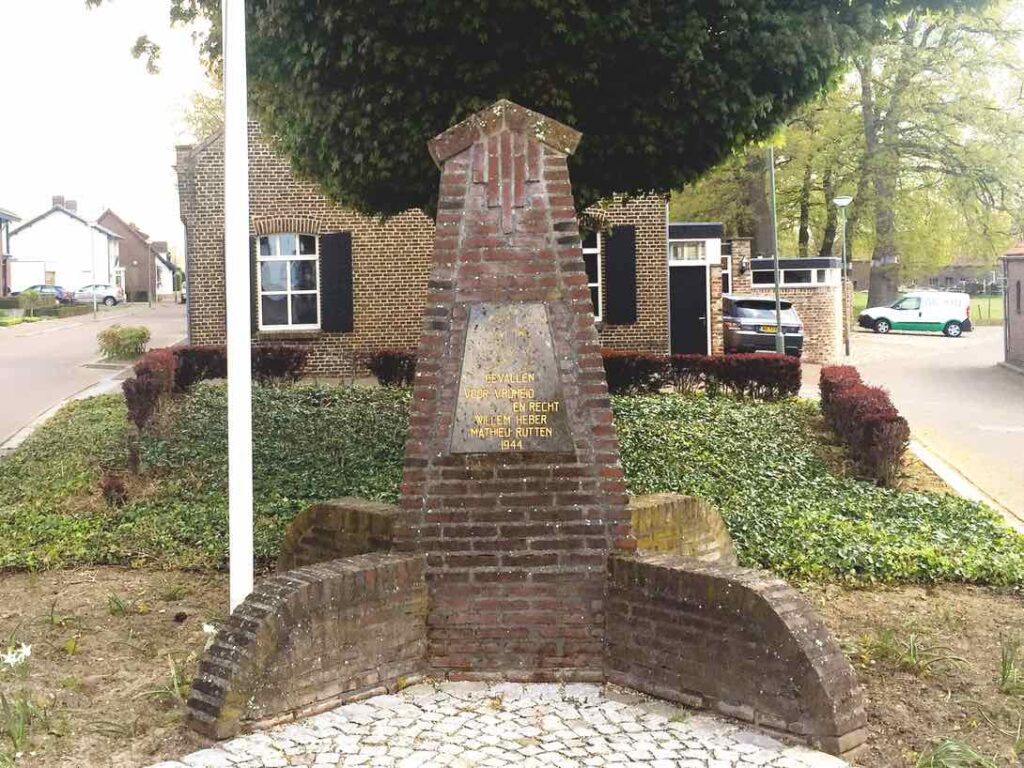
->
left=583, top=231, right=603, bottom=322
left=751, top=267, right=839, bottom=288
left=669, top=239, right=708, bottom=263
left=257, top=233, right=321, bottom=331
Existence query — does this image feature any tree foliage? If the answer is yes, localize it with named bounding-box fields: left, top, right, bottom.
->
left=673, top=5, right=1024, bottom=290
left=93, top=0, right=985, bottom=216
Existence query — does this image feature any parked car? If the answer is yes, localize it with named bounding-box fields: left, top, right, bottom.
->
left=722, top=294, right=804, bottom=357
left=858, top=290, right=972, bottom=337
left=11, top=284, right=74, bottom=304
left=76, top=283, right=124, bottom=306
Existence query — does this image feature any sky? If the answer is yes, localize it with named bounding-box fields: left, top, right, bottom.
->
left=0, top=0, right=213, bottom=258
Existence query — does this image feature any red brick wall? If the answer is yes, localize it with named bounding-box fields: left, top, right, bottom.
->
left=175, top=125, right=671, bottom=376
left=396, top=102, right=631, bottom=681
left=606, top=553, right=868, bottom=757
left=186, top=552, right=428, bottom=739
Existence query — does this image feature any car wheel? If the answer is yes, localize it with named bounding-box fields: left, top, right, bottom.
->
left=103, top=296, right=116, bottom=307
left=943, top=321, right=963, bottom=338
left=873, top=318, right=891, bottom=334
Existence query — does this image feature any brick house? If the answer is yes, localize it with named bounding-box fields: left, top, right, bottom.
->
left=175, top=123, right=844, bottom=372
left=97, top=210, right=180, bottom=302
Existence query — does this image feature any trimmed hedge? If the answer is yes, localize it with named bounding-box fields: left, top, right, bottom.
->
left=36, top=304, right=92, bottom=319
left=123, top=348, right=177, bottom=432
left=602, top=350, right=668, bottom=394
left=604, top=349, right=801, bottom=400
left=820, top=365, right=910, bottom=487
left=362, top=349, right=417, bottom=387
left=124, top=344, right=310, bottom=432
left=172, top=344, right=309, bottom=390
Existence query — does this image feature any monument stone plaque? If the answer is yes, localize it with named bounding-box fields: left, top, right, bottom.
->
left=450, top=302, right=572, bottom=453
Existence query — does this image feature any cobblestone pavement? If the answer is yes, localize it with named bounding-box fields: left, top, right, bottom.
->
left=152, top=682, right=848, bottom=768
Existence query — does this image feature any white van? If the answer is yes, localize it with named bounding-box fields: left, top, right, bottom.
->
left=857, top=290, right=972, bottom=337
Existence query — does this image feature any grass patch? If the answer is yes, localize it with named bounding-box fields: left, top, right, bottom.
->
left=1, top=384, right=1022, bottom=585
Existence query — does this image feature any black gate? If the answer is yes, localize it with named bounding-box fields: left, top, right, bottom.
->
left=669, top=266, right=708, bottom=354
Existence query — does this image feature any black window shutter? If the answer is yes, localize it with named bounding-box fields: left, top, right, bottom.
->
left=320, top=231, right=354, bottom=332
left=249, top=236, right=258, bottom=335
left=604, top=225, right=637, bottom=325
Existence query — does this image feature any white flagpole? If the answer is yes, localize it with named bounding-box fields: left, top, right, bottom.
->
left=222, top=0, right=254, bottom=610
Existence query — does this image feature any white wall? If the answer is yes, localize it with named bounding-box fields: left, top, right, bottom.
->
left=156, top=259, right=174, bottom=295
left=8, top=211, right=116, bottom=291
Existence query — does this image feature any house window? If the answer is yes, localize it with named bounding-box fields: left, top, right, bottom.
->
left=1017, top=280, right=1021, bottom=314
left=258, top=233, right=319, bottom=330
left=669, top=240, right=706, bottom=262
left=582, top=231, right=603, bottom=320
left=782, top=269, right=812, bottom=284
left=752, top=271, right=775, bottom=285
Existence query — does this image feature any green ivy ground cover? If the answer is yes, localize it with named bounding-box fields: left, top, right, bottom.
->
left=0, top=382, right=1021, bottom=585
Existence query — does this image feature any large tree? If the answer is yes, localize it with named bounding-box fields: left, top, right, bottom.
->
left=99, top=0, right=978, bottom=216
left=674, top=4, right=1024, bottom=295
left=855, top=7, right=1024, bottom=304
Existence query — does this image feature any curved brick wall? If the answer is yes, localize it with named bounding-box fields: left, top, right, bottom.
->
left=276, top=497, right=401, bottom=571
left=606, top=553, right=867, bottom=757
left=628, top=493, right=737, bottom=563
left=186, top=553, right=427, bottom=739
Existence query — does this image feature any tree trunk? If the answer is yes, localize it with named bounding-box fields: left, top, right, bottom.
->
left=859, top=59, right=900, bottom=306
left=818, top=167, right=837, bottom=258
left=745, top=151, right=774, bottom=258
left=798, top=161, right=812, bottom=257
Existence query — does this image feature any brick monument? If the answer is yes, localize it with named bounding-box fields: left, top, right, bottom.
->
left=186, top=100, right=867, bottom=758
left=396, top=100, right=632, bottom=681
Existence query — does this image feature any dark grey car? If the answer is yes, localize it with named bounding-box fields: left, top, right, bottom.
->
left=722, top=294, right=804, bottom=357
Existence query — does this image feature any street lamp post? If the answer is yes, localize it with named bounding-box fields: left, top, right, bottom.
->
left=767, top=146, right=784, bottom=354
left=833, top=195, right=853, bottom=356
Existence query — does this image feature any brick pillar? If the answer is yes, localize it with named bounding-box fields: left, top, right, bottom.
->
left=397, top=100, right=631, bottom=681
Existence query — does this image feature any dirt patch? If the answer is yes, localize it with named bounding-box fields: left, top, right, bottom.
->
left=1, top=569, right=1021, bottom=766
left=807, top=583, right=1024, bottom=766
left=0, top=568, right=225, bottom=767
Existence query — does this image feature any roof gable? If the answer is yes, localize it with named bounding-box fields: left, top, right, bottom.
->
left=11, top=205, right=119, bottom=239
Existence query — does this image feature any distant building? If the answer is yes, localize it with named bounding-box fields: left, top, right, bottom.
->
left=97, top=210, right=181, bottom=301
left=7, top=196, right=120, bottom=292
left=920, top=262, right=998, bottom=293
left=1003, top=243, right=1024, bottom=370
left=0, top=207, right=21, bottom=295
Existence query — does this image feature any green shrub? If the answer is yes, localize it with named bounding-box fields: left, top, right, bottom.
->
left=614, top=394, right=1024, bottom=585
left=16, top=290, right=47, bottom=318
left=0, top=387, right=1021, bottom=585
left=362, top=349, right=417, bottom=386
left=96, top=325, right=151, bottom=360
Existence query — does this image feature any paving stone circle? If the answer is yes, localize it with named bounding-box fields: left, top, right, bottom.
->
left=153, top=682, right=849, bottom=768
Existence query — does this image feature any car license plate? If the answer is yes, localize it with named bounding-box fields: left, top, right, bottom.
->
left=760, top=325, right=778, bottom=333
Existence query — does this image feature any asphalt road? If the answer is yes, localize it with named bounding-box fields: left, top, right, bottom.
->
left=0, top=303, right=186, bottom=446
left=849, top=325, right=1024, bottom=523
